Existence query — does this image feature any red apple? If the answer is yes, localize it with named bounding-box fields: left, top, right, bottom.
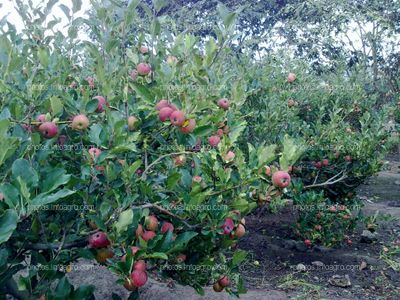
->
left=272, top=171, right=291, bottom=188
left=287, top=72, right=296, bottom=83
left=155, top=99, right=170, bottom=111
left=130, top=270, right=148, bottom=287
left=218, top=276, right=230, bottom=287
left=123, top=278, right=137, bottom=291
left=174, top=155, right=186, bottom=166
left=135, top=224, right=144, bottom=238
left=141, top=230, right=156, bottom=241
left=208, top=135, right=221, bottom=147
left=216, top=129, right=224, bottom=137
left=328, top=206, right=337, bottom=213
left=222, top=218, right=234, bottom=235
left=322, top=159, right=329, bottom=166
left=88, top=231, right=111, bottom=248
left=93, top=96, right=108, bottom=113
left=179, top=119, right=196, bottom=134
left=223, top=125, right=229, bottom=134
left=39, top=122, right=58, bottom=138
left=136, top=63, right=151, bottom=76
left=224, top=151, right=235, bottom=162
left=36, top=114, right=46, bottom=123
left=169, top=110, right=185, bottom=126
left=345, top=155, right=352, bottom=162
left=264, top=165, right=272, bottom=176
left=217, top=98, right=230, bottom=110
left=159, top=107, right=174, bottom=122
left=304, top=239, right=312, bottom=247
left=88, top=147, right=102, bottom=159
left=139, top=46, right=149, bottom=54
left=176, top=254, right=186, bottom=263
left=133, top=260, right=146, bottom=272
left=314, top=161, right=322, bottom=169
left=71, top=114, right=89, bottom=130
left=130, top=70, right=138, bottom=81
left=161, top=222, right=174, bottom=234
left=192, top=175, right=202, bottom=183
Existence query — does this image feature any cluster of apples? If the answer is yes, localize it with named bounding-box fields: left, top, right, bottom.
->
left=123, top=254, right=149, bottom=291
left=213, top=275, right=231, bottom=292
left=207, top=98, right=231, bottom=147
left=221, top=214, right=246, bottom=239
left=135, top=215, right=175, bottom=242
left=314, top=159, right=329, bottom=169
left=155, top=99, right=196, bottom=134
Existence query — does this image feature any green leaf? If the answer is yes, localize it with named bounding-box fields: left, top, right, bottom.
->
left=130, top=83, right=154, bottom=103
left=12, top=159, right=39, bottom=187
left=50, top=96, right=63, bottom=115
left=59, top=4, right=71, bottom=19
left=55, top=277, right=72, bottom=298
left=114, top=209, right=133, bottom=233
left=0, top=209, right=18, bottom=244
left=72, top=0, right=82, bottom=13
left=29, top=189, right=76, bottom=213
left=88, top=124, right=103, bottom=146
left=153, top=0, right=168, bottom=12
left=71, top=285, right=95, bottom=300
left=166, top=172, right=181, bottom=190
left=280, top=135, right=305, bottom=170
left=109, top=144, right=137, bottom=154
left=142, top=252, right=168, bottom=260
left=257, top=144, right=277, bottom=166
left=41, top=168, right=71, bottom=193
left=38, top=48, right=49, bottom=67
left=167, top=232, right=198, bottom=253
left=232, top=249, right=247, bottom=266
left=86, top=99, right=99, bottom=113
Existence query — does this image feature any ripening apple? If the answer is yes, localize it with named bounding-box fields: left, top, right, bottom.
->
left=145, top=215, right=158, bottom=231
left=139, top=46, right=149, bottom=54
left=71, top=114, right=89, bottom=130
left=160, top=222, right=174, bottom=234
left=130, top=70, right=138, bottom=81
left=192, top=175, right=202, bottom=183
left=130, top=270, right=148, bottom=287
left=224, top=151, right=235, bottom=162
left=213, top=282, right=224, bottom=292
left=287, top=72, right=296, bottom=83
left=123, top=278, right=137, bottom=291
left=133, top=260, right=146, bottom=272
left=272, top=171, right=291, bottom=188
left=169, top=110, right=185, bottom=126
left=287, top=99, right=295, bottom=108
left=175, top=254, right=186, bottom=263
left=216, top=129, right=224, bottom=137
left=95, top=248, right=114, bottom=263
left=93, top=96, right=108, bottom=113
left=208, top=135, right=221, bottom=147
left=136, top=224, right=144, bottom=238
left=174, top=155, right=186, bottom=166
left=304, top=239, right=312, bottom=247
left=136, top=63, right=151, bottom=76
left=88, top=147, right=102, bottom=159
left=141, top=230, right=156, bottom=241
left=218, top=276, right=230, bottom=288
left=217, top=98, right=230, bottom=110
left=39, top=122, right=58, bottom=138
left=159, top=107, right=174, bottom=122
left=223, top=125, right=230, bottom=134
left=264, top=165, right=272, bottom=176
left=155, top=99, right=170, bottom=111
left=235, top=224, right=246, bottom=238
left=180, top=119, right=196, bottom=134
left=36, top=114, right=46, bottom=123
left=222, top=218, right=234, bottom=235
left=127, top=116, right=138, bottom=131
left=88, top=231, right=111, bottom=248
left=167, top=55, right=178, bottom=65
left=345, top=155, right=352, bottom=162
left=322, top=159, right=329, bottom=166
left=314, top=161, right=322, bottom=169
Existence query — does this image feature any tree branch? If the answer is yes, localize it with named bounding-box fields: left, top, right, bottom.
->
left=304, top=171, right=347, bottom=189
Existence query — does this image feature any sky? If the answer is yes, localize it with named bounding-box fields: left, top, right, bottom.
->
left=0, top=0, right=91, bottom=39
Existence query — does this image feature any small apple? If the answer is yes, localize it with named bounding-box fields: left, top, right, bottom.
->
left=213, top=281, right=224, bottom=292
left=141, top=230, right=156, bottom=241
left=208, top=135, right=221, bottom=147
left=216, top=129, right=224, bottom=137
left=180, top=119, right=196, bottom=134
left=218, top=276, right=230, bottom=288
left=139, top=46, right=149, bottom=54
left=192, top=175, right=202, bottom=183
left=123, top=278, right=137, bottom=291
left=136, top=63, right=151, bottom=76
left=272, top=171, right=291, bottom=188
left=314, top=225, right=322, bottom=231
left=0, top=193, right=4, bottom=201
left=287, top=72, right=296, bottom=83
left=235, top=224, right=246, bottom=238
left=224, top=151, right=235, bottom=162
left=322, top=159, right=329, bottom=166
left=264, top=165, right=272, bottom=176
left=287, top=99, right=295, bottom=108
left=314, top=161, right=322, bottom=169
left=335, top=151, right=340, bottom=159
left=22, top=124, right=32, bottom=132
left=86, top=76, right=95, bottom=89
left=222, top=218, right=234, bottom=235
left=217, top=98, right=230, bottom=110
left=130, top=270, right=148, bottom=287
left=346, top=239, right=352, bottom=246
left=93, top=96, right=108, bottom=113
left=223, top=125, right=229, bottom=134
left=145, top=215, right=158, bottom=231
left=136, top=224, right=144, bottom=238
left=127, top=116, right=138, bottom=131
left=71, top=114, right=89, bottom=130
left=174, top=155, right=186, bottom=166
left=36, top=114, right=46, bottom=123
left=161, top=222, right=174, bottom=234
left=169, top=110, right=185, bottom=126
left=95, top=248, right=114, bottom=263
left=345, top=155, right=352, bottom=162
left=304, top=239, right=312, bottom=247
left=159, top=107, right=174, bottom=122
left=328, top=206, right=337, bottom=213
left=39, top=122, right=58, bottom=138
left=88, top=231, right=111, bottom=248
left=88, top=147, right=102, bottom=159
left=167, top=55, right=178, bottom=65
left=176, top=254, right=186, bottom=263
left=133, top=260, right=146, bottom=272
left=155, top=99, right=170, bottom=111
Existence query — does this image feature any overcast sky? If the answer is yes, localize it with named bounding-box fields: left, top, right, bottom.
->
left=0, top=0, right=91, bottom=39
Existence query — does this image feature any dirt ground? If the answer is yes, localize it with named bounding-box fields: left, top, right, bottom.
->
left=64, top=150, right=400, bottom=299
